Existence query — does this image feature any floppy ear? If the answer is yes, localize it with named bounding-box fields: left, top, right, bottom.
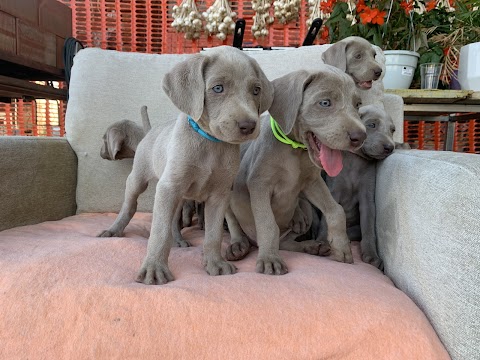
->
left=322, top=42, right=347, bottom=72
left=269, top=70, right=314, bottom=135
left=249, top=58, right=274, bottom=114
left=107, top=128, right=124, bottom=160
left=162, top=54, right=208, bottom=121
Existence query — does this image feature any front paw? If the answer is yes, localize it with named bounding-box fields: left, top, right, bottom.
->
left=362, top=253, right=384, bottom=270
left=135, top=259, right=174, bottom=285
left=203, top=258, right=237, bottom=276
left=256, top=255, right=288, bottom=275
left=173, top=238, right=191, bottom=248
left=329, top=242, right=353, bottom=264
left=97, top=229, right=123, bottom=237
left=225, top=237, right=250, bottom=261
left=300, top=240, right=331, bottom=256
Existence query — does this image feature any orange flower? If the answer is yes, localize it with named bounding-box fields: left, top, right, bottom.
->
left=356, top=0, right=367, bottom=12
left=320, top=0, right=336, bottom=13
left=400, top=0, right=414, bottom=14
left=359, top=7, right=387, bottom=25
left=425, top=0, right=437, bottom=11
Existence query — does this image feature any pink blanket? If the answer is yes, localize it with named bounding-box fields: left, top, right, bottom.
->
left=0, top=213, right=449, bottom=359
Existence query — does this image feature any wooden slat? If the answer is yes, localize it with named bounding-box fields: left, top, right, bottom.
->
left=0, top=74, right=67, bottom=100
left=0, top=11, right=16, bottom=53
left=38, top=0, right=72, bottom=38
left=0, top=48, right=64, bottom=80
left=16, top=19, right=56, bottom=67
left=386, top=89, right=475, bottom=104
left=0, top=0, right=38, bottom=26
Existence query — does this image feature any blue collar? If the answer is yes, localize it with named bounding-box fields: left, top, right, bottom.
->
left=187, top=116, right=222, bottom=143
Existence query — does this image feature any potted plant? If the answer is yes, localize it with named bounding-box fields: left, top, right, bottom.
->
left=321, top=0, right=480, bottom=88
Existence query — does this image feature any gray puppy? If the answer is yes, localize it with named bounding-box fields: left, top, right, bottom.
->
left=225, top=66, right=367, bottom=274
left=296, top=105, right=409, bottom=269
left=100, top=106, right=151, bottom=160
left=99, top=46, right=274, bottom=285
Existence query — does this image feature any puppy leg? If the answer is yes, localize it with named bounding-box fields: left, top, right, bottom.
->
left=98, top=170, right=148, bottom=237
left=202, top=194, right=237, bottom=276
left=172, top=201, right=191, bottom=248
left=250, top=188, right=288, bottom=275
left=136, top=181, right=182, bottom=285
left=225, top=206, right=251, bottom=261
left=304, top=179, right=353, bottom=263
left=358, top=179, right=383, bottom=269
left=181, top=200, right=196, bottom=228
left=280, top=233, right=331, bottom=256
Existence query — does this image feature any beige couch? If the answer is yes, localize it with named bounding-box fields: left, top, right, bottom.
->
left=1, top=46, right=479, bottom=359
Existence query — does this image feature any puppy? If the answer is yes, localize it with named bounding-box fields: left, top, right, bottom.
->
left=322, top=36, right=383, bottom=90
left=307, top=104, right=407, bottom=269
left=225, top=66, right=366, bottom=274
left=100, top=105, right=151, bottom=160
left=98, top=46, right=274, bottom=285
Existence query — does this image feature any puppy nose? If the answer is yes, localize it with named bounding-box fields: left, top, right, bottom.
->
left=238, top=120, right=256, bottom=135
left=349, top=131, right=366, bottom=148
left=384, top=144, right=394, bottom=154
left=374, top=69, right=382, bottom=77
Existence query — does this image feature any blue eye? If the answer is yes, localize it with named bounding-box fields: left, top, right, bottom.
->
left=319, top=99, right=331, bottom=107
left=367, top=123, right=376, bottom=128
left=212, top=85, right=224, bottom=93
left=253, top=86, right=261, bottom=95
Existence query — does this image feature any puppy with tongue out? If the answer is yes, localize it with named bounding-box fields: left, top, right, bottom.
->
left=225, top=65, right=366, bottom=275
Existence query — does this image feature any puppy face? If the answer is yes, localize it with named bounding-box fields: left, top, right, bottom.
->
left=358, top=104, right=396, bottom=160
left=163, top=46, right=274, bottom=144
left=322, top=36, right=383, bottom=90
left=269, top=66, right=367, bottom=177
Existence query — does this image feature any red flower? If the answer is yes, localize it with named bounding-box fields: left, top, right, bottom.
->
left=400, top=0, right=414, bottom=14
left=359, top=7, right=387, bottom=25
left=356, top=0, right=367, bottom=12
left=425, top=0, right=437, bottom=11
left=320, top=0, right=336, bottom=14
left=444, top=47, right=450, bottom=56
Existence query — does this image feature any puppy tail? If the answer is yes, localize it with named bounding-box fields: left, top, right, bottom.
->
left=141, top=105, right=152, bottom=133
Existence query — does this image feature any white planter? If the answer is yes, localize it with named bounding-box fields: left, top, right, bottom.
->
left=458, top=42, right=480, bottom=91
left=382, top=50, right=420, bottom=89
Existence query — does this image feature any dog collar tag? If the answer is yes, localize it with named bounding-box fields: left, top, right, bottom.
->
left=187, top=116, right=222, bottom=143
left=270, top=116, right=306, bottom=150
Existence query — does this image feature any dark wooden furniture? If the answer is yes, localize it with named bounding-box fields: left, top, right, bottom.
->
left=0, top=0, right=71, bottom=101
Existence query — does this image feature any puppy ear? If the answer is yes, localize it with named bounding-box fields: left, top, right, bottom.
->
left=322, top=41, right=347, bottom=72
left=250, top=58, right=274, bottom=114
left=162, top=54, right=208, bottom=121
left=107, top=128, right=124, bottom=160
left=269, top=70, right=313, bottom=135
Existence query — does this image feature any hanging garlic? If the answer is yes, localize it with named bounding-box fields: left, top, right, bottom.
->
left=171, top=0, right=203, bottom=40
left=251, top=0, right=274, bottom=39
left=202, top=0, right=237, bottom=41
left=273, top=0, right=301, bottom=24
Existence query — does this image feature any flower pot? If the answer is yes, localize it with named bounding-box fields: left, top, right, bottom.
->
left=458, top=42, right=480, bottom=91
left=382, top=50, right=420, bottom=89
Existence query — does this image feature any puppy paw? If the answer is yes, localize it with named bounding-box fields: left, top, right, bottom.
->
left=97, top=229, right=123, bottom=237
left=362, top=254, right=384, bottom=271
left=173, top=238, right=191, bottom=248
left=329, top=244, right=353, bottom=264
left=256, top=255, right=288, bottom=275
left=225, top=238, right=250, bottom=261
left=203, top=258, right=237, bottom=276
left=300, top=240, right=331, bottom=256
left=135, top=260, right=174, bottom=285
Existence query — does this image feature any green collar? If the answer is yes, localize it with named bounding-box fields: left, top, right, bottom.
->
left=270, top=116, right=307, bottom=150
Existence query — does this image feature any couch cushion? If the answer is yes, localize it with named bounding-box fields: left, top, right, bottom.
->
left=0, top=213, right=448, bottom=359
left=66, top=46, right=401, bottom=214
left=376, top=149, right=480, bottom=360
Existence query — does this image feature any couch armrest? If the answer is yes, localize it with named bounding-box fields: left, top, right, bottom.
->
left=376, top=149, right=480, bottom=360
left=0, top=137, right=77, bottom=231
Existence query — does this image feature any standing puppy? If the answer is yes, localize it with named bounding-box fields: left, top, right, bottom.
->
left=314, top=104, right=406, bottom=269
left=225, top=66, right=366, bottom=274
left=99, top=46, right=274, bottom=285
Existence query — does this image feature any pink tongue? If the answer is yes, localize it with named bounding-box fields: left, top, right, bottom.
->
left=319, top=144, right=343, bottom=177
left=359, top=81, right=373, bottom=89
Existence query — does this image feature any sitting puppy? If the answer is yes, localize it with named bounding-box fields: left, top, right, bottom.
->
left=99, top=46, right=274, bottom=285
left=225, top=66, right=367, bottom=274
left=100, top=105, right=151, bottom=160
left=321, top=36, right=383, bottom=90
left=303, top=105, right=408, bottom=269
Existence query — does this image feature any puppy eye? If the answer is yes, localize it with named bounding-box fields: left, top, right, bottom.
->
left=212, top=85, right=224, bottom=93
left=367, top=123, right=376, bottom=128
left=355, top=53, right=362, bottom=60
left=319, top=99, right=331, bottom=107
left=253, top=86, right=261, bottom=95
